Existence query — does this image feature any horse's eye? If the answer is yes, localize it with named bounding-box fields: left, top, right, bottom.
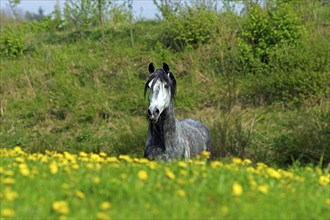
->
left=164, top=84, right=169, bottom=89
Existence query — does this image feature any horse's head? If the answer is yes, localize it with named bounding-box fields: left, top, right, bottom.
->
left=144, top=62, right=176, bottom=123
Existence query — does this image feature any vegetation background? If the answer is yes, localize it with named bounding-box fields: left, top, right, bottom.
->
left=1, top=0, right=329, bottom=167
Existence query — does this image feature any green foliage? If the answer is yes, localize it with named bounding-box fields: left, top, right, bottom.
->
left=0, top=26, right=25, bottom=57
left=270, top=105, right=330, bottom=166
left=211, top=109, right=255, bottom=159
left=164, top=5, right=218, bottom=50
left=241, top=36, right=330, bottom=105
left=239, top=1, right=305, bottom=66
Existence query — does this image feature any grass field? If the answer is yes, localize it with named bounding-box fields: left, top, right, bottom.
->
left=1, top=147, right=329, bottom=219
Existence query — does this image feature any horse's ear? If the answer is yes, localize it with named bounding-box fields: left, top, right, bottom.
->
left=163, top=62, right=170, bottom=73
left=148, top=63, right=155, bottom=74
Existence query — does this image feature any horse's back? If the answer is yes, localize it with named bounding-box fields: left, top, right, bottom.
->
left=178, top=118, right=212, bottom=157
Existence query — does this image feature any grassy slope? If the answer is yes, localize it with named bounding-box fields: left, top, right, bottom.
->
left=1, top=15, right=329, bottom=166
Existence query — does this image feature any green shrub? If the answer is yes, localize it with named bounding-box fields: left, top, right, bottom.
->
left=241, top=37, right=330, bottom=105
left=0, top=26, right=25, bottom=57
left=239, top=1, right=305, bottom=68
left=211, top=109, right=255, bottom=159
left=270, top=105, right=330, bottom=166
left=164, top=5, right=218, bottom=50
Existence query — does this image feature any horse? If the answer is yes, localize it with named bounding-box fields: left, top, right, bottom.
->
left=144, top=62, right=212, bottom=161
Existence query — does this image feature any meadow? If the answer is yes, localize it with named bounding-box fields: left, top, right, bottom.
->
left=1, top=147, right=329, bottom=219
left=1, top=1, right=330, bottom=219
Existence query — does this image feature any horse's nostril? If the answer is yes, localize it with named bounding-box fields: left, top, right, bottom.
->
left=155, top=108, right=160, bottom=115
left=148, top=109, right=152, bottom=116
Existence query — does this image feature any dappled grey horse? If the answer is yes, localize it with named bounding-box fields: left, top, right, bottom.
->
left=144, top=62, right=212, bottom=161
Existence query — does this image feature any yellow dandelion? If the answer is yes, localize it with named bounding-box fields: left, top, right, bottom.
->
left=100, top=201, right=112, bottom=210
left=267, top=168, right=281, bottom=179
left=250, top=180, right=257, bottom=189
left=210, top=161, right=223, bottom=168
left=232, top=182, right=243, bottom=196
left=257, top=184, right=269, bottom=194
left=232, top=158, right=243, bottom=165
left=19, top=163, right=30, bottom=176
left=138, top=170, right=148, bottom=181
left=15, top=157, right=25, bottom=163
left=49, top=161, right=58, bottom=174
left=75, top=191, right=85, bottom=199
left=86, top=163, right=94, bottom=170
left=3, top=178, right=16, bottom=185
left=62, top=183, right=70, bottom=189
left=4, top=189, right=19, bottom=201
left=201, top=151, right=210, bottom=159
left=52, top=201, right=70, bottom=215
left=243, top=159, right=252, bottom=165
left=97, top=212, right=111, bottom=220
left=93, top=176, right=101, bottom=184
left=121, top=173, right=128, bottom=180
left=106, top=157, right=119, bottom=163
left=178, top=189, right=186, bottom=197
left=119, top=155, right=133, bottom=162
left=178, top=161, right=188, bottom=168
left=1, top=208, right=15, bottom=218
left=319, top=175, right=330, bottom=186
left=99, top=152, right=107, bottom=157
left=165, top=168, right=176, bottom=180
left=79, top=152, right=88, bottom=157
left=4, top=170, right=14, bottom=176
left=138, top=158, right=150, bottom=164
left=179, top=170, right=187, bottom=177
left=176, top=178, right=186, bottom=185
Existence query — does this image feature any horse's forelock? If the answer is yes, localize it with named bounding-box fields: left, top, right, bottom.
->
left=145, top=69, right=176, bottom=99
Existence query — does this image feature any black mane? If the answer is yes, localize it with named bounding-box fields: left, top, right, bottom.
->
left=144, top=68, right=177, bottom=100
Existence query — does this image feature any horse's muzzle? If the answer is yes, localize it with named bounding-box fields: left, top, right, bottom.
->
left=148, top=108, right=160, bottom=123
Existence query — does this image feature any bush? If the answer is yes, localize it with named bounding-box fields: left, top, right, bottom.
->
left=164, top=5, right=218, bottom=50
left=270, top=105, right=330, bottom=166
left=241, top=37, right=330, bottom=105
left=211, top=109, right=255, bottom=159
left=0, top=26, right=25, bottom=57
left=238, top=1, right=305, bottom=68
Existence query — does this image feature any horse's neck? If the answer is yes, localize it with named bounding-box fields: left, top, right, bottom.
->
left=149, top=102, right=177, bottom=150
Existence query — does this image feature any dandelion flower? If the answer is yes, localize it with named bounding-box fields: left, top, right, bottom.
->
left=257, top=184, right=269, bottom=194
left=1, top=208, right=15, bottom=217
left=178, top=161, right=188, bottom=168
left=201, top=151, right=210, bottom=159
left=232, top=182, right=243, bottom=196
left=99, top=152, right=107, bottom=157
left=178, top=189, right=186, bottom=197
left=75, top=191, right=85, bottom=199
left=165, top=168, right=175, bottom=180
left=267, top=168, right=281, bottom=179
left=93, top=176, right=101, bottom=184
left=49, top=162, right=58, bottom=174
left=138, top=170, right=148, bottom=181
left=100, top=202, right=112, bottom=210
left=319, top=175, right=330, bottom=186
left=326, top=198, right=330, bottom=206
left=97, top=212, right=110, bottom=220
left=19, top=163, right=30, bottom=176
left=3, top=178, right=15, bottom=185
left=4, top=189, right=19, bottom=201
left=52, top=201, right=70, bottom=215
